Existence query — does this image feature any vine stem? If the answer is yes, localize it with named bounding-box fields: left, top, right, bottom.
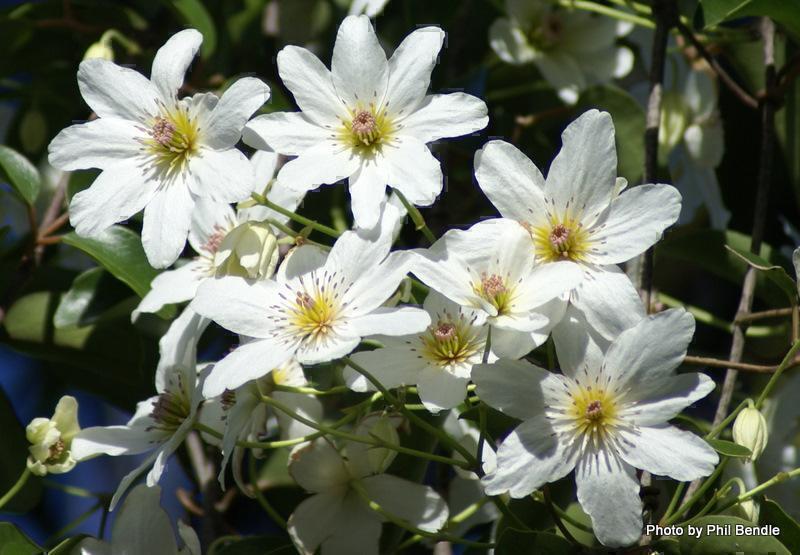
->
left=556, top=0, right=655, bottom=28
left=247, top=454, right=287, bottom=529
left=0, top=467, right=31, bottom=510
left=392, top=188, right=436, bottom=244
left=396, top=497, right=491, bottom=549
left=251, top=193, right=340, bottom=238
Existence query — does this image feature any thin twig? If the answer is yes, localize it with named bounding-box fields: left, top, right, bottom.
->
left=684, top=15, right=778, bottom=507
left=735, top=306, right=793, bottom=323
left=683, top=354, right=800, bottom=373
left=676, top=21, right=758, bottom=110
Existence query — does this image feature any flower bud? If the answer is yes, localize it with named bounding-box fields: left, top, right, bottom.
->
left=732, top=402, right=768, bottom=461
left=215, top=221, right=279, bottom=280
left=658, top=91, right=690, bottom=159
left=738, top=498, right=760, bottom=523
left=83, top=40, right=114, bottom=61
left=26, top=396, right=80, bottom=476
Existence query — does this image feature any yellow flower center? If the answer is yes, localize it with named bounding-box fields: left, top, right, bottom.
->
left=475, top=273, right=514, bottom=315
left=289, top=290, right=340, bottom=341
left=529, top=218, right=590, bottom=263
left=144, top=106, right=199, bottom=175
left=420, top=318, right=484, bottom=368
left=46, top=439, right=66, bottom=464
left=568, top=385, right=619, bottom=447
left=341, top=105, right=394, bottom=152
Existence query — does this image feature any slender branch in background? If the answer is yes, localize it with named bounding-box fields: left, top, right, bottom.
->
left=683, top=354, right=800, bottom=374
left=676, top=21, right=758, bottom=110
left=684, top=16, right=778, bottom=506
left=0, top=467, right=31, bottom=510
left=734, top=306, right=793, bottom=323
left=251, top=192, right=341, bottom=239
left=542, top=485, right=580, bottom=546
left=636, top=0, right=677, bottom=313
left=185, top=431, right=222, bottom=546
left=755, top=339, right=800, bottom=408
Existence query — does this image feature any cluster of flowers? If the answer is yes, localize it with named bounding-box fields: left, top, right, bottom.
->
left=34, top=8, right=722, bottom=552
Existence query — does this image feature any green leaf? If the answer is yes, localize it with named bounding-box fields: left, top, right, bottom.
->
left=66, top=169, right=100, bottom=203
left=760, top=498, right=800, bottom=554
left=701, top=0, right=800, bottom=39
left=495, top=528, right=578, bottom=555
left=0, top=387, right=42, bottom=513
left=561, top=502, right=595, bottom=546
left=0, top=145, right=40, bottom=205
left=0, top=523, right=41, bottom=555
left=54, top=267, right=139, bottom=328
left=49, top=535, right=89, bottom=554
left=673, top=515, right=791, bottom=554
left=725, top=245, right=798, bottom=304
left=164, top=0, right=217, bottom=58
left=577, top=84, right=646, bottom=184
left=707, top=438, right=753, bottom=458
left=459, top=404, right=519, bottom=443
left=62, top=226, right=157, bottom=298
left=210, top=535, right=295, bottom=555
left=650, top=538, right=681, bottom=555
left=2, top=291, right=156, bottom=410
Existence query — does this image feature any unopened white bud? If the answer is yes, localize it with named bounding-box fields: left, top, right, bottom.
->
left=83, top=40, right=114, bottom=61
left=215, top=221, right=279, bottom=280
left=26, top=396, right=80, bottom=476
left=732, top=402, right=768, bottom=461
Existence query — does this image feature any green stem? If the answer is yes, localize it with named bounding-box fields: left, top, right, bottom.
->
left=664, top=459, right=728, bottom=525
left=252, top=193, right=340, bottom=238
left=658, top=292, right=776, bottom=337
left=351, top=479, right=495, bottom=549
left=0, top=467, right=31, bottom=510
left=248, top=454, right=287, bottom=528
left=755, top=339, right=800, bottom=408
left=393, top=188, right=436, bottom=244
left=342, top=357, right=477, bottom=466
left=42, top=479, right=103, bottom=499
left=396, top=497, right=491, bottom=549
left=660, top=482, right=687, bottom=524
left=273, top=384, right=349, bottom=396
left=556, top=0, right=655, bottom=28
left=705, top=400, right=748, bottom=440
left=260, top=394, right=472, bottom=469
left=715, top=467, right=800, bottom=514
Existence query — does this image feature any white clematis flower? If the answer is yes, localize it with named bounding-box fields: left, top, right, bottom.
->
left=192, top=197, right=430, bottom=398
left=201, top=357, right=323, bottom=490
left=77, top=485, right=200, bottom=555
left=287, top=417, right=448, bottom=555
left=134, top=150, right=303, bottom=318
left=472, top=309, right=718, bottom=547
left=489, top=0, right=633, bottom=104
left=48, top=29, right=271, bottom=268
left=411, top=218, right=583, bottom=358
left=345, top=290, right=497, bottom=413
left=475, top=109, right=681, bottom=340
left=243, top=15, right=488, bottom=229
left=26, top=395, right=81, bottom=476
left=71, top=309, right=207, bottom=509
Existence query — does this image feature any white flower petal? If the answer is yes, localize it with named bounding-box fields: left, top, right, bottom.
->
left=488, top=18, right=536, bottom=65
left=112, top=485, right=179, bottom=553
left=276, top=141, right=360, bottom=194
left=472, top=358, right=556, bottom=420
left=399, top=93, right=488, bottom=144
left=331, top=15, right=388, bottom=109
left=203, top=340, right=292, bottom=397
left=586, top=184, right=681, bottom=265
left=77, top=58, right=159, bottom=121
left=192, top=276, right=281, bottom=338
left=345, top=348, right=426, bottom=392
left=575, top=449, right=642, bottom=548
left=68, top=160, right=158, bottom=238
left=277, top=245, right=328, bottom=282
left=276, top=46, right=349, bottom=126
left=348, top=306, right=430, bottom=337
left=617, top=424, right=718, bottom=481
left=243, top=112, right=330, bottom=155
left=416, top=369, right=469, bottom=413
left=289, top=440, right=350, bottom=493
left=363, top=474, right=449, bottom=532
left=274, top=391, right=323, bottom=441
left=155, top=307, right=206, bottom=394
left=188, top=198, right=236, bottom=253
left=489, top=326, right=538, bottom=358
left=150, top=29, right=202, bottom=103
left=348, top=160, right=388, bottom=229
left=289, top=491, right=373, bottom=555
left=187, top=147, right=255, bottom=203
left=545, top=110, right=616, bottom=225
left=295, top=333, right=361, bottom=366
left=474, top=140, right=548, bottom=224
left=552, top=303, right=609, bottom=379
left=385, top=26, right=445, bottom=116
left=515, top=260, right=583, bottom=309
left=135, top=261, right=205, bottom=315
left=535, top=53, right=584, bottom=105
left=603, top=309, right=694, bottom=389
left=142, top=182, right=195, bottom=268
left=203, top=77, right=270, bottom=149
left=570, top=265, right=645, bottom=341
left=321, top=492, right=382, bottom=555
left=48, top=118, right=145, bottom=171
left=108, top=449, right=160, bottom=510
left=383, top=136, right=442, bottom=206
left=482, top=415, right=578, bottom=497
left=684, top=120, right=724, bottom=168
left=621, top=372, right=715, bottom=425
left=72, top=414, right=163, bottom=459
